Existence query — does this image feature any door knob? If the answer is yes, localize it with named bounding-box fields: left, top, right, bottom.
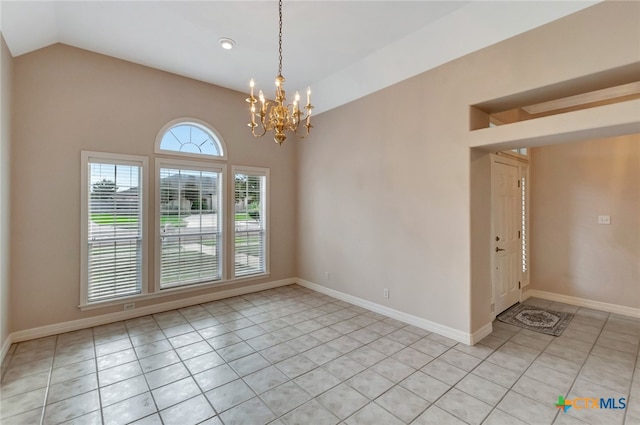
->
left=496, top=247, right=506, bottom=252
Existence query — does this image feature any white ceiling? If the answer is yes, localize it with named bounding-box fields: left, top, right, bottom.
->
left=0, top=1, right=600, bottom=114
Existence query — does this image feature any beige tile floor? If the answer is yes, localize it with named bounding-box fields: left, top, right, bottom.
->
left=0, top=284, right=638, bottom=425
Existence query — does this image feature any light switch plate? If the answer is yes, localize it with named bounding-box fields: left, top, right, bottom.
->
left=598, top=215, right=611, bottom=225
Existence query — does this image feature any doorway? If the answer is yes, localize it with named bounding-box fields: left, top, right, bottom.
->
left=491, top=154, right=528, bottom=316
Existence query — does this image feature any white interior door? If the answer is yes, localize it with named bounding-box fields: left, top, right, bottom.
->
left=492, top=158, right=521, bottom=315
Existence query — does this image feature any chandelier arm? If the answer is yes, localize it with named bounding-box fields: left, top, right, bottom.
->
left=251, top=114, right=268, bottom=138
left=295, top=123, right=311, bottom=139
left=251, top=129, right=267, bottom=139
left=251, top=127, right=268, bottom=138
left=294, top=110, right=309, bottom=121
left=294, top=108, right=301, bottom=129
left=293, top=112, right=310, bottom=138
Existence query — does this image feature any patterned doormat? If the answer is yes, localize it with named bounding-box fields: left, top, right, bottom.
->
left=497, top=303, right=574, bottom=336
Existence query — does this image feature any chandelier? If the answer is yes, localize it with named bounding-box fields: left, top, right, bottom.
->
left=246, top=0, right=313, bottom=145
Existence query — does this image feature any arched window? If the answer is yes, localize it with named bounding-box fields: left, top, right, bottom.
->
left=154, top=118, right=229, bottom=291
left=155, top=118, right=227, bottom=160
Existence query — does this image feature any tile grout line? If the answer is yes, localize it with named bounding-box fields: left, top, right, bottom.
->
left=621, top=320, right=640, bottom=425
left=540, top=308, right=611, bottom=425
left=221, top=300, right=311, bottom=423
left=0, top=293, right=527, bottom=424
left=343, top=327, right=514, bottom=424
left=553, top=310, right=611, bottom=425
left=177, top=304, right=257, bottom=425
left=156, top=295, right=332, bottom=423
left=469, top=319, right=575, bottom=425
left=38, top=336, right=56, bottom=425
left=198, top=298, right=287, bottom=423
left=193, top=306, right=258, bottom=425
left=246, top=300, right=390, bottom=423
left=0, top=292, right=354, bottom=424
left=478, top=306, right=611, bottom=425
left=152, top=306, right=237, bottom=423
left=313, top=323, right=441, bottom=423
left=229, top=298, right=423, bottom=423
left=406, top=343, right=486, bottom=422
left=0, top=290, right=481, bottom=425
left=5, top=291, right=636, bottom=425
left=128, top=315, right=166, bottom=425
left=229, top=293, right=356, bottom=423
left=438, top=327, right=528, bottom=425
left=93, top=329, right=106, bottom=425
left=6, top=299, right=320, bottom=424
left=376, top=344, right=471, bottom=424
left=171, top=307, right=216, bottom=425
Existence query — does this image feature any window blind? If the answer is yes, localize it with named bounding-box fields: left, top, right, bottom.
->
left=87, top=161, right=143, bottom=302
left=234, top=171, right=266, bottom=277
left=159, top=166, right=222, bottom=288
left=521, top=176, right=528, bottom=275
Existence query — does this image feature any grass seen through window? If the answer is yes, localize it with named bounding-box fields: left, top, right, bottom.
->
left=91, top=214, right=186, bottom=226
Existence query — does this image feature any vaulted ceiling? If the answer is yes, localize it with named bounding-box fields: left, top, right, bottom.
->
left=0, top=1, right=600, bottom=114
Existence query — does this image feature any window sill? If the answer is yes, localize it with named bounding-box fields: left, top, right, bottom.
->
left=79, top=273, right=270, bottom=311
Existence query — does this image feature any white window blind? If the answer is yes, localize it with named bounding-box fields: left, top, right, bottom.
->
left=234, top=169, right=267, bottom=277
left=85, top=157, right=144, bottom=303
left=521, top=175, right=528, bottom=275
left=159, top=163, right=223, bottom=288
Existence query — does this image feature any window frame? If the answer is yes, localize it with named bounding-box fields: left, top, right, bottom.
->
left=231, top=166, right=270, bottom=279
left=80, top=151, right=149, bottom=307
left=80, top=121, right=273, bottom=310
left=155, top=117, right=228, bottom=161
left=155, top=158, right=227, bottom=292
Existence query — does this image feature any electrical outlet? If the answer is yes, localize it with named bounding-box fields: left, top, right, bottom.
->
left=383, top=288, right=389, bottom=299
left=597, top=215, right=611, bottom=225
left=123, top=303, right=135, bottom=311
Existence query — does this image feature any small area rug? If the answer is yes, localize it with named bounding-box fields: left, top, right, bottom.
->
left=497, top=303, right=573, bottom=336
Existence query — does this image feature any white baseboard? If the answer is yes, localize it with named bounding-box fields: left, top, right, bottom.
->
left=4, top=276, right=504, bottom=366
left=297, top=279, right=477, bottom=345
left=1, top=333, right=12, bottom=364
left=470, top=322, right=493, bottom=345
left=523, top=289, right=640, bottom=318
left=6, top=278, right=295, bottom=348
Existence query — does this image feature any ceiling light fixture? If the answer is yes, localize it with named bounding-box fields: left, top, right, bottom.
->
left=219, top=37, right=235, bottom=50
left=246, top=0, right=313, bottom=145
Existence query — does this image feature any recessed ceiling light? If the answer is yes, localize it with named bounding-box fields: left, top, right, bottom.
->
left=219, top=38, right=235, bottom=50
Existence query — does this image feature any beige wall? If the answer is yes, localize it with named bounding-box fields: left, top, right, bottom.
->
left=10, top=44, right=297, bottom=332
left=5, top=1, right=640, bottom=339
left=1, top=35, right=13, bottom=347
left=470, top=149, right=492, bottom=330
left=530, top=135, right=640, bottom=308
left=297, top=1, right=640, bottom=335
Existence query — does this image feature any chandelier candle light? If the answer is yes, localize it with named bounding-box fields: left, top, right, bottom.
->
left=246, top=0, right=313, bottom=145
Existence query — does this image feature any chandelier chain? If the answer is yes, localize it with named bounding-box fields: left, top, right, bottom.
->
left=278, top=0, right=283, bottom=76
left=247, top=0, right=313, bottom=144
